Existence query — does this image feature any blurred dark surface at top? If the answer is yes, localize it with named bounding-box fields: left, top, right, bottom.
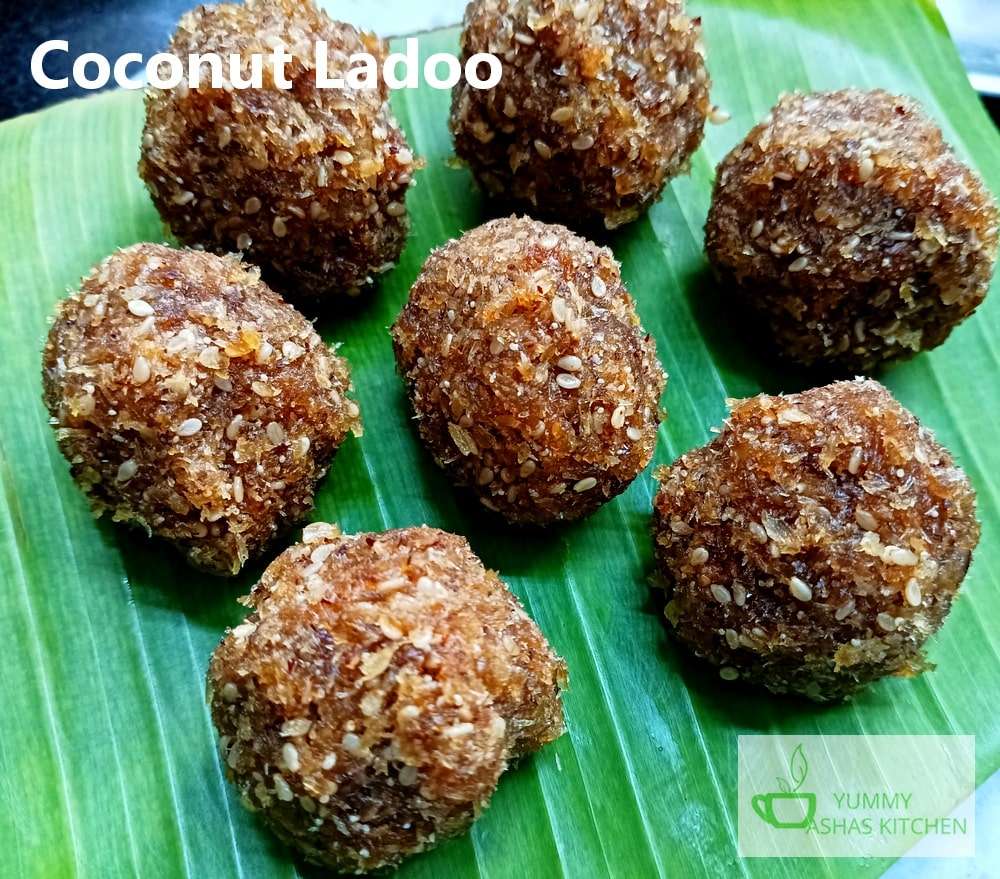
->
left=0, top=0, right=194, bottom=119
left=1, top=0, right=999, bottom=127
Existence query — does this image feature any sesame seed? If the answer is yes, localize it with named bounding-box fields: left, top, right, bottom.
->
left=611, top=404, right=627, bottom=430
left=573, top=477, right=597, bottom=492
left=835, top=599, right=855, bottom=621
left=557, top=354, right=582, bottom=371
left=321, top=753, right=337, bottom=770
left=883, top=545, right=918, bottom=566
left=557, top=373, right=582, bottom=389
left=551, top=296, right=568, bottom=322
left=748, top=521, right=768, bottom=544
left=272, top=217, right=288, bottom=237
left=847, top=446, right=863, bottom=474
left=266, top=422, right=286, bottom=445
left=858, top=156, right=875, bottom=182
left=398, top=765, right=418, bottom=786
left=905, top=578, right=922, bottom=607
left=236, top=233, right=252, bottom=251
left=172, top=190, right=195, bottom=206
left=281, top=743, right=300, bottom=772
left=854, top=508, right=879, bottom=531
left=397, top=148, right=413, bottom=165
left=719, top=666, right=739, bottom=681
left=710, top=584, right=732, bottom=604
left=176, top=417, right=202, bottom=437
left=127, top=299, right=154, bottom=317
left=689, top=547, right=709, bottom=565
left=534, top=139, right=552, bottom=159
left=342, top=732, right=364, bottom=755
left=876, top=612, right=897, bottom=632
left=387, top=201, right=406, bottom=217
left=519, top=459, right=536, bottom=477
left=244, top=197, right=261, bottom=214
left=218, top=126, right=232, bottom=148
left=550, top=106, right=574, bottom=123
left=116, top=459, right=138, bottom=483
left=282, top=340, right=305, bottom=360
left=750, top=219, right=764, bottom=238
left=232, top=475, right=244, bottom=503
left=225, top=414, right=243, bottom=440
left=789, top=576, right=812, bottom=602
left=627, top=426, right=643, bottom=442
left=732, top=584, right=747, bottom=606
left=514, top=31, right=535, bottom=44
left=132, top=355, right=151, bottom=384
left=273, top=774, right=294, bottom=802
left=795, top=149, right=810, bottom=172
left=788, top=256, right=809, bottom=272
left=708, top=105, right=731, bottom=124
left=572, top=134, right=595, bottom=151
left=591, top=275, right=607, bottom=297
left=477, top=467, right=494, bottom=486
left=333, top=149, right=353, bottom=165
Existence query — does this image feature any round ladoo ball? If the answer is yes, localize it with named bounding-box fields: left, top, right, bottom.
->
left=705, top=89, right=999, bottom=372
left=652, top=379, right=979, bottom=701
left=391, top=216, right=666, bottom=524
left=451, top=0, right=711, bottom=230
left=42, top=244, right=361, bottom=575
left=208, top=524, right=567, bottom=873
left=139, top=0, right=418, bottom=300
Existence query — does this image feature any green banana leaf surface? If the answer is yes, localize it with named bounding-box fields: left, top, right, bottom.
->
left=0, top=1, right=998, bottom=877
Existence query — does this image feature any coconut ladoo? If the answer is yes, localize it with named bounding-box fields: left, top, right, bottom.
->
left=451, top=0, right=711, bottom=230
left=705, top=89, right=999, bottom=372
left=208, top=524, right=567, bottom=873
left=652, top=379, right=979, bottom=702
left=139, top=0, right=418, bottom=301
left=391, top=216, right=666, bottom=525
left=42, top=244, right=361, bottom=575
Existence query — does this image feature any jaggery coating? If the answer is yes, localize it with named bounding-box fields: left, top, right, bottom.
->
left=392, top=216, right=666, bottom=524
left=705, top=89, right=999, bottom=371
left=208, top=524, right=567, bottom=873
left=451, top=0, right=711, bottom=229
left=42, top=244, right=361, bottom=575
left=139, top=0, right=418, bottom=300
left=652, top=379, right=979, bottom=701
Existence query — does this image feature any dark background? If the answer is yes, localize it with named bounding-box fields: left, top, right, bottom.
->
left=2, top=0, right=999, bottom=125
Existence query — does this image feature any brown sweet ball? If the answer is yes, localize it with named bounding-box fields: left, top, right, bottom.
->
left=705, top=89, right=999, bottom=372
left=208, top=524, right=567, bottom=873
left=139, top=0, right=418, bottom=300
left=42, top=244, right=361, bottom=575
left=450, top=0, right=711, bottom=230
left=391, top=216, right=666, bottom=524
left=652, top=379, right=979, bottom=701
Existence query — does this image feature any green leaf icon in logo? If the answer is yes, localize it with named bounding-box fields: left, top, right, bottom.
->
left=752, top=743, right=816, bottom=829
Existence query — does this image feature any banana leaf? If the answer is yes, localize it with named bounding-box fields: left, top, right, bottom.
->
left=0, top=1, right=998, bottom=877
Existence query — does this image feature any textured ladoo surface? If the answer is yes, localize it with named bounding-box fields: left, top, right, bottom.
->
left=392, top=216, right=666, bottom=524
left=140, top=0, right=418, bottom=300
left=209, top=524, right=567, bottom=873
left=451, top=0, right=710, bottom=229
left=705, top=89, right=999, bottom=371
left=653, top=379, right=979, bottom=701
left=43, top=244, right=360, bottom=574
